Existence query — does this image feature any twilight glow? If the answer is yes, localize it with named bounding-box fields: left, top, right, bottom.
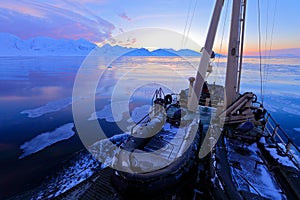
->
left=0, top=0, right=299, bottom=55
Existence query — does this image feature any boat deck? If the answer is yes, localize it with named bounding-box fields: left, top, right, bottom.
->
left=54, top=105, right=300, bottom=200
left=53, top=168, right=122, bottom=200
left=78, top=168, right=122, bottom=200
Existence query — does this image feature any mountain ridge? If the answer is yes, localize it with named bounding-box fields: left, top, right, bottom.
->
left=0, top=33, right=201, bottom=57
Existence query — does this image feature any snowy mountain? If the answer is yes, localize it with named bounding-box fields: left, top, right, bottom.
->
left=151, top=49, right=178, bottom=56
left=0, top=33, right=96, bottom=56
left=123, top=48, right=152, bottom=56
left=0, top=33, right=201, bottom=56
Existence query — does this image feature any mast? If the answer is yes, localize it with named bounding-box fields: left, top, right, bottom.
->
left=225, top=0, right=246, bottom=106
left=188, top=0, right=224, bottom=112
left=237, top=0, right=247, bottom=94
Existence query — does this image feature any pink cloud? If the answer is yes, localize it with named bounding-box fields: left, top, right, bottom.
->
left=0, top=1, right=115, bottom=43
left=118, top=12, right=132, bottom=21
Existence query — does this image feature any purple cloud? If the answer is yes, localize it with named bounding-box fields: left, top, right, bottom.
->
left=0, top=1, right=115, bottom=42
left=118, top=12, right=132, bottom=21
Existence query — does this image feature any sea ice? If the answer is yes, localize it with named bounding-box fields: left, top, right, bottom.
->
left=19, top=123, right=74, bottom=159
left=127, top=104, right=152, bottom=123
left=31, top=151, right=100, bottom=200
left=264, top=104, right=277, bottom=113
left=282, top=103, right=300, bottom=116
left=30, top=133, right=129, bottom=199
left=20, top=97, right=73, bottom=118
left=89, top=133, right=130, bottom=168
left=88, top=101, right=129, bottom=122
left=293, top=128, right=300, bottom=133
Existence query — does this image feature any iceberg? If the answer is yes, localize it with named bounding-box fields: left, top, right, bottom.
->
left=19, top=123, right=74, bottom=159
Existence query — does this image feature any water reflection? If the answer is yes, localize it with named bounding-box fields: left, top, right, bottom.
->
left=0, top=55, right=299, bottom=198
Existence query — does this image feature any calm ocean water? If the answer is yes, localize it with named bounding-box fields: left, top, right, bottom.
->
left=0, top=56, right=299, bottom=198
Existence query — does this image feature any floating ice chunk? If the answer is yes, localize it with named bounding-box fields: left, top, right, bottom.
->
left=95, top=85, right=114, bottom=97
left=264, top=104, right=277, bottom=113
left=20, top=97, right=73, bottom=118
left=128, top=104, right=152, bottom=123
left=19, top=123, right=74, bottom=159
left=88, top=101, right=128, bottom=122
left=282, top=103, right=300, bottom=116
left=293, top=128, right=300, bottom=133
left=89, top=133, right=130, bottom=168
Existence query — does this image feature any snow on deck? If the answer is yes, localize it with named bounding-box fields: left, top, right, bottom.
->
left=113, top=118, right=199, bottom=173
left=144, top=121, right=197, bottom=161
left=260, top=137, right=299, bottom=169
left=226, top=138, right=286, bottom=200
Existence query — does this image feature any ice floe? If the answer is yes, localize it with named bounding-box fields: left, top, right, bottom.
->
left=282, top=103, right=300, bottom=116
left=264, top=104, right=277, bottom=113
left=19, top=123, right=74, bottom=159
left=89, top=133, right=130, bottom=168
left=20, top=97, right=73, bottom=118
left=293, top=128, right=300, bottom=133
left=88, top=101, right=132, bottom=122
left=89, top=103, right=152, bottom=124
left=128, top=104, right=151, bottom=123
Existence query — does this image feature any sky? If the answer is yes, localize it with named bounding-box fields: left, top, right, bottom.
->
left=0, top=0, right=299, bottom=55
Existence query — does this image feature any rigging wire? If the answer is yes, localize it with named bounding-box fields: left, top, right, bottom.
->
left=257, top=0, right=264, bottom=104
left=264, top=0, right=270, bottom=58
left=183, top=0, right=199, bottom=47
left=261, top=0, right=269, bottom=96
left=177, top=0, right=198, bottom=76
left=180, top=0, right=193, bottom=49
left=265, top=0, right=278, bottom=83
left=263, top=0, right=269, bottom=84
left=176, top=0, right=193, bottom=71
left=215, top=0, right=230, bottom=83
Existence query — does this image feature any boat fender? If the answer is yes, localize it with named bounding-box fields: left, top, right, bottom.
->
left=164, top=94, right=172, bottom=105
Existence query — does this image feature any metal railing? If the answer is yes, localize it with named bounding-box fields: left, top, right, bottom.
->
left=263, top=111, right=300, bottom=169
